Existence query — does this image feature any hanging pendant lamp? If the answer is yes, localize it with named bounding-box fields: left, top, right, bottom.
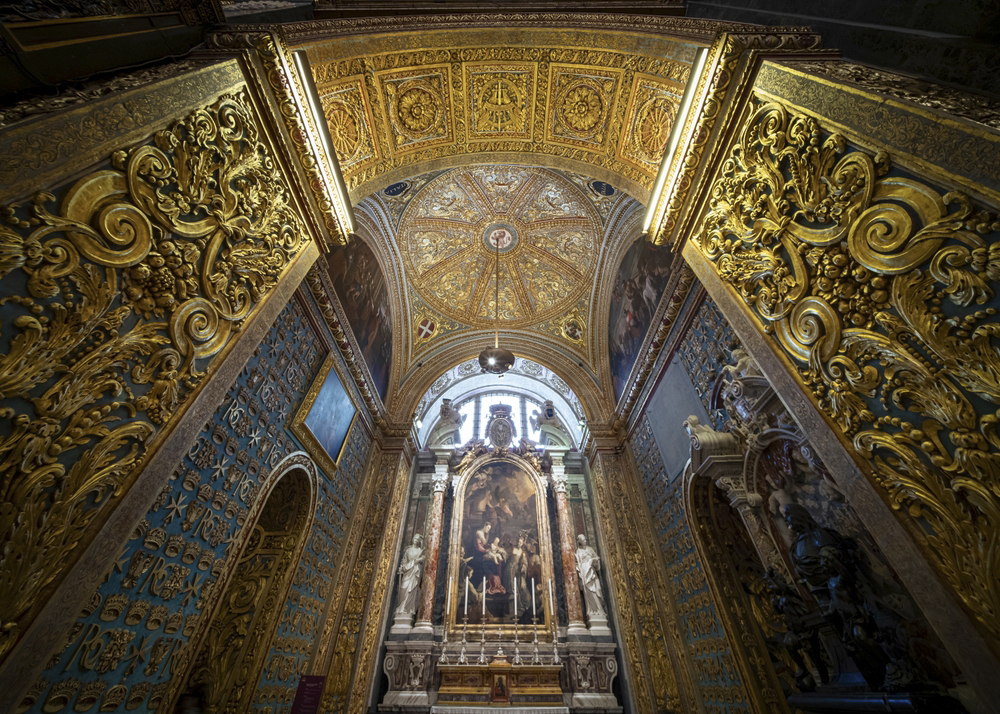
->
left=479, top=229, right=515, bottom=375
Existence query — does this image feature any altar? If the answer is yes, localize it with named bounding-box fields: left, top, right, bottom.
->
left=436, top=663, right=563, bottom=706
left=379, top=415, right=621, bottom=713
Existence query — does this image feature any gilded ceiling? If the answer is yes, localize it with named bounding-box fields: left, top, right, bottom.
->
left=298, top=24, right=699, bottom=421
left=398, top=166, right=599, bottom=328
left=301, top=27, right=698, bottom=201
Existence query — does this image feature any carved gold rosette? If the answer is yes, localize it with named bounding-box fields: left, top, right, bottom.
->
left=693, top=99, right=1000, bottom=653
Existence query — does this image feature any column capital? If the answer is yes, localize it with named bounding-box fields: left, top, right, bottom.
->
left=549, top=466, right=567, bottom=494
left=431, top=465, right=450, bottom=493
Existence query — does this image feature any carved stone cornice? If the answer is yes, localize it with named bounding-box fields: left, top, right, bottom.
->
left=645, top=30, right=828, bottom=250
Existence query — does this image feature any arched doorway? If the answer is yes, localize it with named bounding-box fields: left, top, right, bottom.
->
left=172, top=453, right=318, bottom=713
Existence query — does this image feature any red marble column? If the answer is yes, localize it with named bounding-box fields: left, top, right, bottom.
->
left=412, top=462, right=449, bottom=633
left=551, top=460, right=588, bottom=635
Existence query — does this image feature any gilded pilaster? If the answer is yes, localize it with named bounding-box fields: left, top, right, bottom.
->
left=0, top=60, right=326, bottom=710
left=589, top=450, right=690, bottom=713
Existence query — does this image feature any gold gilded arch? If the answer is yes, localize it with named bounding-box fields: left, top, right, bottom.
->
left=390, top=334, right=611, bottom=427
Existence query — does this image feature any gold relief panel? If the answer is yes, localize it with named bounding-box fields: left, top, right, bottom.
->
left=619, top=74, right=685, bottom=173
left=376, top=65, right=454, bottom=156
left=319, top=77, right=379, bottom=173
left=692, top=98, right=1000, bottom=657
left=465, top=62, right=537, bottom=142
left=547, top=64, right=622, bottom=150
left=0, top=89, right=311, bottom=665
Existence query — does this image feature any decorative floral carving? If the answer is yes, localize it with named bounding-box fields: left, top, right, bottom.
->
left=695, top=99, right=1000, bottom=652
left=0, top=91, right=308, bottom=663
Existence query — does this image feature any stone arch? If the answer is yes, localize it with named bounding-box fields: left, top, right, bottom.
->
left=681, top=426, right=793, bottom=714
left=164, top=452, right=319, bottom=713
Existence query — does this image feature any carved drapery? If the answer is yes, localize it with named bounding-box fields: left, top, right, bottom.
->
left=0, top=90, right=311, bottom=665
left=692, top=98, right=1000, bottom=655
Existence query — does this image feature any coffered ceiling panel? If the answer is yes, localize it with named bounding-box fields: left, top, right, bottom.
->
left=304, top=28, right=699, bottom=200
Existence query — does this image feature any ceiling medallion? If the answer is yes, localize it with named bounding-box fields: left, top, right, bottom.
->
left=479, top=222, right=516, bottom=376
left=483, top=223, right=518, bottom=253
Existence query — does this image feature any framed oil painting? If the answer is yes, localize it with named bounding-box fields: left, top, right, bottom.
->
left=291, top=354, right=356, bottom=475
left=491, top=673, right=509, bottom=703
left=326, top=237, right=392, bottom=401
left=449, top=457, right=555, bottom=630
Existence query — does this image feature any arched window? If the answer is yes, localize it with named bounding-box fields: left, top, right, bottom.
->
left=427, top=389, right=575, bottom=448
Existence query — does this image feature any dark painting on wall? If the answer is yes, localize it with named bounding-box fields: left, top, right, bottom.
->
left=327, top=238, right=392, bottom=400
left=608, top=236, right=673, bottom=402
left=302, top=356, right=356, bottom=466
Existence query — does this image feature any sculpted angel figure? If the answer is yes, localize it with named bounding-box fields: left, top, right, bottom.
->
left=393, top=534, right=425, bottom=621
left=575, top=534, right=607, bottom=618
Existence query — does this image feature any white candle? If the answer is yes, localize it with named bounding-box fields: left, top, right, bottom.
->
left=548, top=579, right=554, bottom=619
left=513, top=576, right=517, bottom=618
left=531, top=577, right=536, bottom=618
left=465, top=577, right=469, bottom=617
left=482, top=576, right=486, bottom=616
left=446, top=576, right=452, bottom=619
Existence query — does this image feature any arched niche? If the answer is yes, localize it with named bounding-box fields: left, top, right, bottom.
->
left=445, top=452, right=557, bottom=633
left=166, top=452, right=319, bottom=714
left=681, top=429, right=793, bottom=714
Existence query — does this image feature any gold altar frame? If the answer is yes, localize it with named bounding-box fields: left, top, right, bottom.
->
left=446, top=452, right=557, bottom=634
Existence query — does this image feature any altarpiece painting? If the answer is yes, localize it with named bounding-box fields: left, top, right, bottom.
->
left=448, top=458, right=554, bottom=629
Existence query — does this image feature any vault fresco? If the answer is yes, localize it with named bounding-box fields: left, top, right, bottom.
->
left=398, top=166, right=600, bottom=328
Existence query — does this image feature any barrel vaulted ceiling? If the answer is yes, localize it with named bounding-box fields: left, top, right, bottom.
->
left=297, top=24, right=704, bottom=421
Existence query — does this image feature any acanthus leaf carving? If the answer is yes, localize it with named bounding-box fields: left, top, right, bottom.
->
left=0, top=90, right=309, bottom=663
left=694, top=98, right=1000, bottom=652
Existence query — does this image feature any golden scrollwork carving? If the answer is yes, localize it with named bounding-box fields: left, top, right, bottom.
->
left=0, top=91, right=309, bottom=663
left=694, top=99, right=1000, bottom=652
left=590, top=454, right=682, bottom=712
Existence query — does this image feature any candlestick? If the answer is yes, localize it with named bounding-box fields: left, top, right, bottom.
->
left=464, top=577, right=469, bottom=617
left=548, top=578, right=554, bottom=619
left=531, top=576, right=536, bottom=618
left=479, top=617, right=487, bottom=664
left=482, top=576, right=486, bottom=617
left=531, top=613, right=540, bottom=665
left=459, top=612, right=468, bottom=664
left=439, top=575, right=452, bottom=664
left=446, top=575, right=452, bottom=621
left=513, top=575, right=517, bottom=619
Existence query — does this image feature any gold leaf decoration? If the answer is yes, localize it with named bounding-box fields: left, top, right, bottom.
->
left=0, top=91, right=308, bottom=661
left=694, top=99, right=1000, bottom=653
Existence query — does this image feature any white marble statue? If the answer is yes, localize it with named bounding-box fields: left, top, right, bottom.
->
left=391, top=534, right=425, bottom=632
left=575, top=534, right=607, bottom=621
left=428, top=399, right=466, bottom=445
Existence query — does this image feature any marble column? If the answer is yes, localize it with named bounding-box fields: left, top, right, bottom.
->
left=412, top=460, right=450, bottom=634
left=551, top=459, right=588, bottom=636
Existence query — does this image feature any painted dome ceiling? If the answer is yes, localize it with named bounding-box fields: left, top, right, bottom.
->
left=398, top=165, right=600, bottom=328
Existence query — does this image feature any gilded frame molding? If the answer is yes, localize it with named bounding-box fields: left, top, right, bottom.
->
left=291, top=353, right=359, bottom=475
